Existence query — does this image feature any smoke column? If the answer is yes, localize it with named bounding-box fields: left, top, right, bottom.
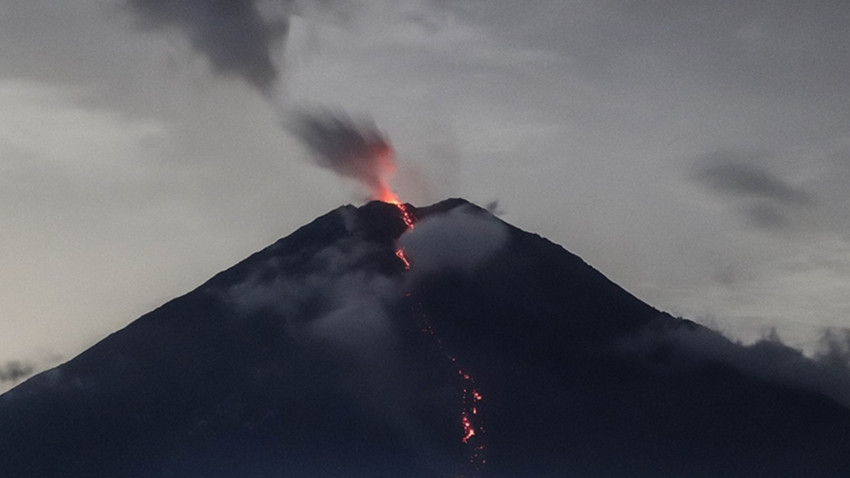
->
left=284, top=110, right=400, bottom=202
left=126, top=0, right=401, bottom=201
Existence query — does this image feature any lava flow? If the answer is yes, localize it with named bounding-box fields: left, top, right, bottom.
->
left=395, top=248, right=411, bottom=271
left=381, top=191, right=416, bottom=230
left=392, top=204, right=487, bottom=477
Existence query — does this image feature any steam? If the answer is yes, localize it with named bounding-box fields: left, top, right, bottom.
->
left=285, top=110, right=398, bottom=201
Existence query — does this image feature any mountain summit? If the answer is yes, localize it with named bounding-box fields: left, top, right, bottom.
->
left=2, top=198, right=849, bottom=477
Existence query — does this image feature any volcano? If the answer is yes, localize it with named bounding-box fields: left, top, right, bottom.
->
left=2, top=198, right=849, bottom=477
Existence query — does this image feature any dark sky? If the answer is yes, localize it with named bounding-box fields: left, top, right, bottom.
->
left=2, top=0, right=850, bottom=390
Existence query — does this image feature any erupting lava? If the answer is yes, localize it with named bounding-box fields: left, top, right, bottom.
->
left=396, top=203, right=416, bottom=230
left=376, top=182, right=402, bottom=205
left=368, top=142, right=415, bottom=229
left=393, top=209, right=487, bottom=477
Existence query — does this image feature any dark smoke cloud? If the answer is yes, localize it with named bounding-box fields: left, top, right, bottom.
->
left=286, top=110, right=397, bottom=199
left=0, top=361, right=34, bottom=383
left=126, top=0, right=289, bottom=94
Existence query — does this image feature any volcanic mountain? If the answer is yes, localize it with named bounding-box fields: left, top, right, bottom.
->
left=2, top=199, right=849, bottom=477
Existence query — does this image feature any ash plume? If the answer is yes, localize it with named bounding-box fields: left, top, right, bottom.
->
left=125, top=1, right=404, bottom=200
left=126, top=0, right=290, bottom=94
left=286, top=110, right=398, bottom=200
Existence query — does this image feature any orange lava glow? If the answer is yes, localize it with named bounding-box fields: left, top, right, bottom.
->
left=376, top=184, right=402, bottom=205
left=371, top=141, right=401, bottom=205
left=395, top=202, right=415, bottom=229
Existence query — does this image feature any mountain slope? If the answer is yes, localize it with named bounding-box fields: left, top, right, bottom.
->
left=2, top=199, right=849, bottom=477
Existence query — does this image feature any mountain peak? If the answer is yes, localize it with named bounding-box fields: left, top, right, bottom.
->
left=2, top=198, right=849, bottom=477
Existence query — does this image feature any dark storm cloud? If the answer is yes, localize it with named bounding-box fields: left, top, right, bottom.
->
left=126, top=0, right=290, bottom=93
left=285, top=110, right=397, bottom=199
left=0, top=361, right=34, bottom=383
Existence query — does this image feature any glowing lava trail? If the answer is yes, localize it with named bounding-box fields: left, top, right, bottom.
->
left=384, top=195, right=416, bottom=230
left=391, top=203, right=487, bottom=477
left=395, top=248, right=411, bottom=271
left=396, top=203, right=416, bottom=230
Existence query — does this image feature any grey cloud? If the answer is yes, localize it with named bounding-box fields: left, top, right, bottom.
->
left=285, top=110, right=397, bottom=200
left=126, top=0, right=290, bottom=94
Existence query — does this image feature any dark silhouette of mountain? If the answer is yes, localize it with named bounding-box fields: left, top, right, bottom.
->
left=2, top=198, right=849, bottom=477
